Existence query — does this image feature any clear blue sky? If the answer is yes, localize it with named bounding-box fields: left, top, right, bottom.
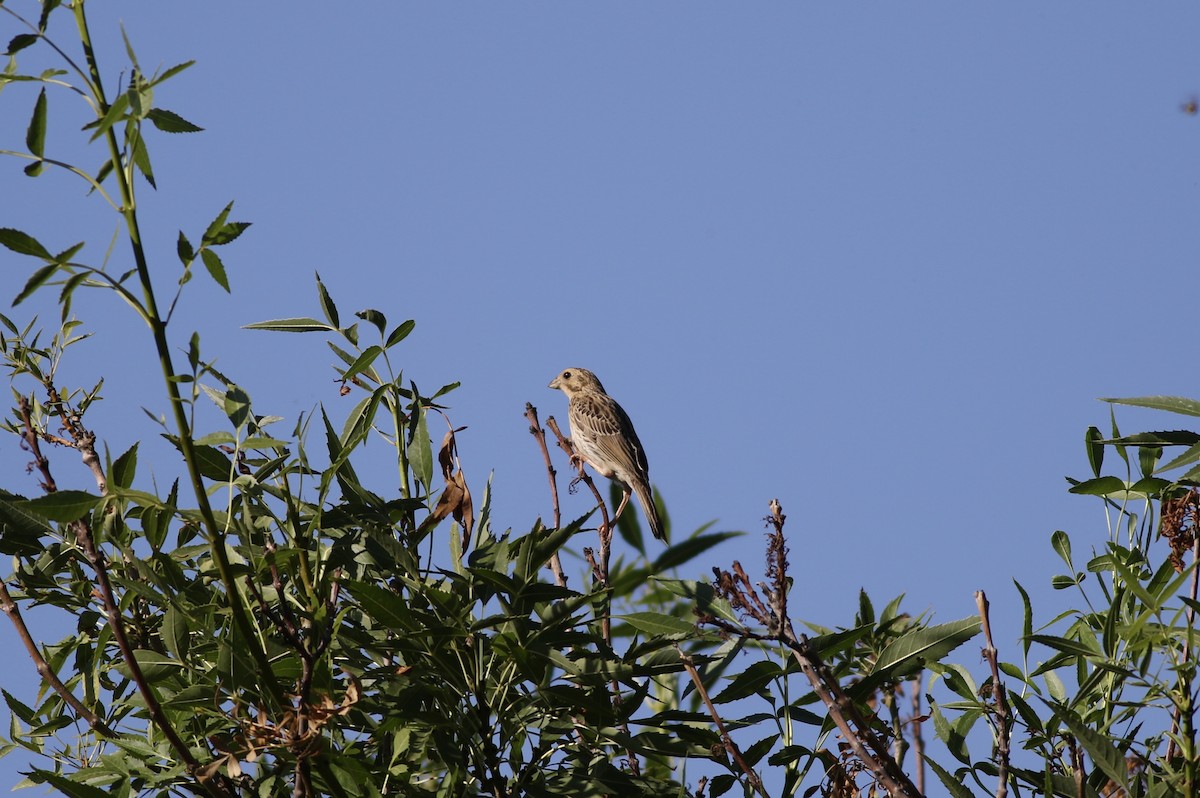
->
left=2, top=3, right=1199, bottom=793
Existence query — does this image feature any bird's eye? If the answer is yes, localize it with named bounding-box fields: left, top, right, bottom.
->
left=562, top=371, right=572, bottom=379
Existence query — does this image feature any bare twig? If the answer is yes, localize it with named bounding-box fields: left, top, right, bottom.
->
left=910, top=673, right=926, bottom=795
left=678, top=646, right=768, bottom=797
left=31, top=392, right=231, bottom=796
left=976, top=591, right=1010, bottom=798
left=706, top=499, right=923, bottom=798
left=525, top=403, right=567, bottom=587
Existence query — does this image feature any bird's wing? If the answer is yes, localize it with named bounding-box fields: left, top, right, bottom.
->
left=571, top=392, right=650, bottom=480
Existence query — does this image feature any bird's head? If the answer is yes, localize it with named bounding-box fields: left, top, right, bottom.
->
left=549, top=367, right=606, bottom=396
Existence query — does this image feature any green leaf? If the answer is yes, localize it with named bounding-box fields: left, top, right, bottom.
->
left=930, top=700, right=970, bottom=764
left=1068, top=476, right=1126, bottom=496
left=19, top=490, right=101, bottom=522
left=1085, top=426, right=1103, bottom=477
left=1102, top=395, right=1200, bottom=417
left=347, top=581, right=414, bottom=632
left=244, top=318, right=334, bottom=333
left=356, top=308, right=387, bottom=337
left=317, top=274, right=339, bottom=328
left=342, top=345, right=382, bottom=383
left=925, top=756, right=975, bottom=798
left=87, top=91, right=129, bottom=142
left=224, top=385, right=251, bottom=429
left=1050, top=703, right=1130, bottom=794
left=0, top=493, right=50, bottom=555
left=653, top=531, right=742, bottom=572
left=149, top=60, right=196, bottom=87
left=200, top=248, right=230, bottom=292
left=146, top=107, right=203, bottom=133
left=0, top=228, right=53, bottom=259
left=202, top=201, right=233, bottom=243
left=1029, top=634, right=1099, bottom=660
left=110, top=443, right=138, bottom=490
left=712, top=660, right=783, bottom=704
left=6, top=34, right=40, bottom=56
left=115, top=650, right=184, bottom=682
left=25, top=88, right=46, bottom=172
left=1051, top=530, right=1071, bottom=566
left=176, top=231, right=195, bottom=266
left=385, top=319, right=415, bottom=348
left=856, top=617, right=980, bottom=693
left=129, top=129, right=155, bottom=188
left=407, top=407, right=433, bottom=489
left=621, top=611, right=694, bottom=638
left=13, top=262, right=58, bottom=305
left=27, top=771, right=112, bottom=798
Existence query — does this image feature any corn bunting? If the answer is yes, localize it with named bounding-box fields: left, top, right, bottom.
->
left=549, top=367, right=664, bottom=541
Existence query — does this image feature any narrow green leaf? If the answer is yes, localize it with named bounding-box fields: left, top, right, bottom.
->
left=200, top=248, right=230, bottom=292
left=316, top=274, right=339, bottom=328
left=207, top=221, right=250, bottom=246
left=111, top=443, right=138, bottom=490
left=1013, top=579, right=1032, bottom=658
left=13, top=262, right=58, bottom=305
left=6, top=34, right=39, bottom=56
left=865, top=617, right=979, bottom=684
left=347, top=581, right=414, bottom=631
left=621, top=611, right=694, bottom=638
left=130, top=128, right=156, bottom=188
left=202, top=201, right=233, bottom=243
left=929, top=701, right=970, bottom=764
left=1028, top=634, right=1099, bottom=660
left=26, top=88, right=47, bottom=156
left=52, top=241, right=84, bottom=264
left=1050, top=703, right=1130, bottom=794
left=1085, top=426, right=1103, bottom=477
left=1102, top=395, right=1200, bottom=417
left=87, top=91, right=129, bottom=142
left=342, top=345, right=382, bottom=383
left=1067, top=476, right=1126, bottom=496
left=19, top=490, right=101, bottom=522
left=407, top=407, right=433, bottom=489
left=0, top=228, right=53, bottom=259
left=114, top=650, right=183, bottom=682
left=146, top=108, right=203, bottom=133
left=711, top=660, right=783, bottom=705
left=385, top=319, right=415, bottom=348
left=652, top=531, right=742, bottom=572
left=28, top=771, right=112, bottom=798
left=149, top=60, right=196, bottom=87
left=176, top=231, right=194, bottom=266
left=243, top=317, right=333, bottom=333
left=925, top=756, right=975, bottom=798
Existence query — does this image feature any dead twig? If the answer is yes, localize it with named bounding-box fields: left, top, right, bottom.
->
left=678, top=646, right=768, bottom=797
left=975, top=590, right=1010, bottom=798
left=705, top=499, right=923, bottom=798
left=525, top=403, right=567, bottom=587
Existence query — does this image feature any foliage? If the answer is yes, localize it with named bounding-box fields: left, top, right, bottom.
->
left=1, top=4, right=1196, bottom=798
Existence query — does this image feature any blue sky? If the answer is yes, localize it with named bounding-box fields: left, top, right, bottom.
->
left=2, top=2, right=1200, bottom=792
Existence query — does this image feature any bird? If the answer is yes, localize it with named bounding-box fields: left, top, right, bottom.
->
left=548, top=367, right=664, bottom=541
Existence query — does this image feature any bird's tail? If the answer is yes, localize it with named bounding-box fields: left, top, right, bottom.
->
left=634, top=483, right=665, bottom=541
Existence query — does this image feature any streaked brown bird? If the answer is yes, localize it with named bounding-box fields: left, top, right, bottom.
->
left=549, top=367, right=664, bottom=541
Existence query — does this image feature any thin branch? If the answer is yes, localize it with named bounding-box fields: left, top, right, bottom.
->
left=524, top=403, right=566, bottom=587
left=678, top=646, right=768, bottom=798
left=976, top=590, right=1010, bottom=798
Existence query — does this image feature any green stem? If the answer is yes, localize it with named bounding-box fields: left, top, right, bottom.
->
left=71, top=1, right=284, bottom=710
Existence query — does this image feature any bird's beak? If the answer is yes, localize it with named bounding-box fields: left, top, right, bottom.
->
left=548, top=377, right=561, bottom=390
